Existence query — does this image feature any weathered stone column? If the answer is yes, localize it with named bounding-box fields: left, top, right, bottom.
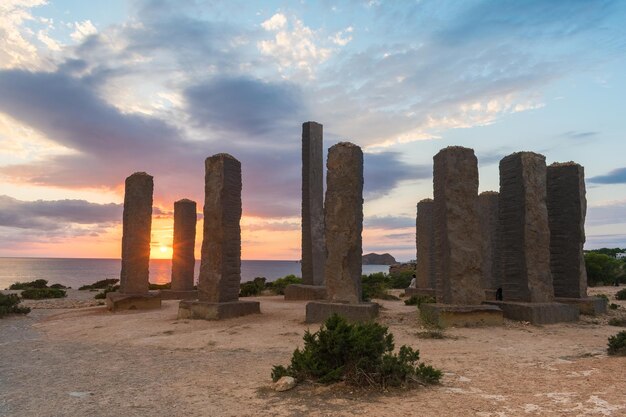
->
left=498, top=152, right=553, bottom=302
left=178, top=154, right=259, bottom=320
left=161, top=199, right=198, bottom=300
left=306, top=142, right=377, bottom=322
left=478, top=192, right=500, bottom=293
left=547, top=163, right=603, bottom=315
left=406, top=199, right=436, bottom=297
left=107, top=172, right=161, bottom=311
left=285, top=122, right=327, bottom=300
left=301, top=121, right=325, bottom=286
left=433, top=147, right=484, bottom=305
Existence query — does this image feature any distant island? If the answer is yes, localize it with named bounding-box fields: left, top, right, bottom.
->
left=362, top=253, right=396, bottom=265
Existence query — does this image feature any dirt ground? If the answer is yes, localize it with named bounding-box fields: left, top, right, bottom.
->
left=1, top=286, right=625, bottom=417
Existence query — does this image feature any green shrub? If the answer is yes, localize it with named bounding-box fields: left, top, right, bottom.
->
left=0, top=293, right=31, bottom=317
left=362, top=272, right=390, bottom=301
left=9, top=279, right=49, bottom=290
left=79, top=279, right=119, bottom=290
left=267, top=275, right=302, bottom=295
left=94, top=284, right=120, bottom=299
left=149, top=283, right=171, bottom=290
left=608, top=317, right=626, bottom=327
left=240, top=277, right=266, bottom=297
left=585, top=252, right=622, bottom=286
left=616, top=289, right=626, bottom=300
left=20, top=288, right=66, bottom=300
left=596, top=294, right=609, bottom=301
left=49, top=283, right=68, bottom=289
left=388, top=270, right=414, bottom=289
left=404, top=295, right=436, bottom=307
left=610, top=303, right=620, bottom=310
left=607, top=331, right=626, bottom=356
left=271, top=314, right=441, bottom=389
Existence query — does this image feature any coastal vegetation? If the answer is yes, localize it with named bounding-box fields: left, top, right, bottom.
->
left=0, top=293, right=30, bottom=317
left=7, top=279, right=67, bottom=299
left=607, top=331, right=626, bottom=356
left=271, top=314, right=442, bottom=389
left=361, top=271, right=413, bottom=301
left=584, top=249, right=626, bottom=286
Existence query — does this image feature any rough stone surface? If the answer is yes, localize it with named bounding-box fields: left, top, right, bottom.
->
left=555, top=297, right=607, bottom=316
left=433, top=147, right=484, bottom=305
left=324, top=142, right=363, bottom=304
left=404, top=288, right=436, bottom=298
left=305, top=301, right=379, bottom=323
left=499, top=152, right=554, bottom=302
left=301, top=122, right=326, bottom=287
left=420, top=303, right=503, bottom=328
left=120, top=172, right=153, bottom=294
left=416, top=199, right=436, bottom=289
left=484, top=301, right=579, bottom=324
left=178, top=300, right=260, bottom=320
left=479, top=192, right=500, bottom=290
left=547, top=162, right=588, bottom=299
left=171, top=199, right=197, bottom=292
left=389, top=262, right=416, bottom=275
left=159, top=290, right=198, bottom=300
left=274, top=377, right=297, bottom=392
left=283, top=284, right=326, bottom=301
left=105, top=292, right=161, bottom=311
left=197, top=154, right=242, bottom=303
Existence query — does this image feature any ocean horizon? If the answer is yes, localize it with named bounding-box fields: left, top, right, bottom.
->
left=0, top=257, right=391, bottom=290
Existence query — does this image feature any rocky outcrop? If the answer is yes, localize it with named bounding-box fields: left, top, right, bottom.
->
left=362, top=253, right=396, bottom=265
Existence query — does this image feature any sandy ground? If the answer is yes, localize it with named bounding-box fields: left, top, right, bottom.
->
left=1, top=287, right=626, bottom=417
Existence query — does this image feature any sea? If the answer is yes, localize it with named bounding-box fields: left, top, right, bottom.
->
left=0, top=258, right=391, bottom=290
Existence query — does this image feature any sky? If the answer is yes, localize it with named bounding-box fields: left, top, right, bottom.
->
left=1, top=0, right=626, bottom=261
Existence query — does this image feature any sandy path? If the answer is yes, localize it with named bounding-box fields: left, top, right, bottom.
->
left=1, top=287, right=625, bottom=416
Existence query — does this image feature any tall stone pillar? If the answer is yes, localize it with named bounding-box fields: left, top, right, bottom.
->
left=306, top=142, right=378, bottom=322
left=107, top=172, right=161, bottom=311
left=478, top=192, right=500, bottom=294
left=178, top=154, right=259, bottom=320
left=433, top=147, right=484, bottom=305
left=547, top=163, right=603, bottom=315
left=285, top=122, right=327, bottom=300
left=484, top=153, right=579, bottom=324
left=406, top=199, right=436, bottom=297
left=498, top=152, right=553, bottom=302
left=161, top=199, right=198, bottom=300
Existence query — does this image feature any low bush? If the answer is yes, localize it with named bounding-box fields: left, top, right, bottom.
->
left=267, top=275, right=302, bottom=295
left=616, top=288, right=626, bottom=300
left=610, top=303, right=620, bottom=310
left=149, top=283, right=170, bottom=290
left=362, top=272, right=390, bottom=301
left=271, top=314, right=442, bottom=389
left=404, top=295, right=436, bottom=307
left=78, top=278, right=119, bottom=290
left=49, top=283, right=68, bottom=289
left=387, top=270, right=414, bottom=289
left=94, top=284, right=119, bottom=299
left=608, top=317, right=626, bottom=327
left=20, top=288, right=66, bottom=300
left=0, top=293, right=31, bottom=317
left=240, top=277, right=266, bottom=297
left=596, top=294, right=609, bottom=301
left=607, top=331, right=626, bottom=356
left=9, top=279, right=49, bottom=290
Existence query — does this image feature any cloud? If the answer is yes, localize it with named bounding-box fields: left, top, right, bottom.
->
left=261, top=13, right=287, bottom=31
left=70, top=20, right=97, bottom=42
left=561, top=130, right=599, bottom=140
left=0, top=195, right=121, bottom=231
left=364, top=153, right=429, bottom=198
left=588, top=168, right=626, bottom=184
left=364, top=215, right=415, bottom=229
left=587, top=201, right=626, bottom=226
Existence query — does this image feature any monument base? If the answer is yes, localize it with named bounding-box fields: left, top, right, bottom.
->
left=177, top=300, right=260, bottom=320
left=106, top=292, right=162, bottom=312
left=483, top=301, right=579, bottom=324
left=305, top=301, right=379, bottom=323
left=484, top=289, right=498, bottom=301
left=420, top=303, right=503, bottom=328
left=159, top=290, right=198, bottom=300
left=404, top=287, right=436, bottom=298
left=284, top=284, right=327, bottom=301
left=555, top=297, right=608, bottom=316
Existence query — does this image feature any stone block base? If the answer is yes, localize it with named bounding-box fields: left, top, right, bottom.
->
left=159, top=290, right=198, bottom=300
left=106, top=292, right=162, bottom=312
left=284, top=284, right=327, bottom=301
left=484, top=301, right=579, bottom=324
left=555, top=297, right=608, bottom=316
left=305, top=301, right=379, bottom=323
left=484, top=289, right=498, bottom=301
left=420, top=304, right=503, bottom=328
left=404, top=288, right=436, bottom=298
left=177, top=300, right=260, bottom=320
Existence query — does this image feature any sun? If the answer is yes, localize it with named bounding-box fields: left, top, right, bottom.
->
left=159, top=246, right=168, bottom=253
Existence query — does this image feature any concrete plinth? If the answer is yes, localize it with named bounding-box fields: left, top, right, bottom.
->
left=555, top=297, right=607, bottom=316
left=420, top=303, right=503, bottom=328
left=404, top=288, right=436, bottom=298
left=106, top=292, right=161, bottom=311
left=178, top=300, right=260, bottom=320
left=305, top=301, right=379, bottom=323
left=159, top=290, right=198, bottom=300
left=284, top=284, right=326, bottom=301
left=484, top=301, right=579, bottom=324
